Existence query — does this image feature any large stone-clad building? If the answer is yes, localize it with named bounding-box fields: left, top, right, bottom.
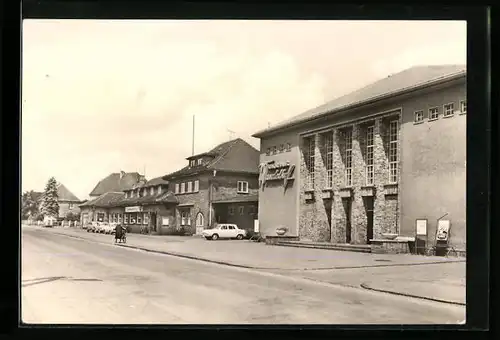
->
left=252, top=65, right=466, bottom=252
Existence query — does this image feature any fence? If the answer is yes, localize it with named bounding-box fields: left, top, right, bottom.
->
left=22, top=219, right=81, bottom=227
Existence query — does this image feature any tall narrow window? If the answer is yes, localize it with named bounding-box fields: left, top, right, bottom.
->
left=180, top=182, right=185, bottom=194
left=324, top=133, right=333, bottom=188
left=237, top=181, right=249, bottom=193
left=389, top=120, right=399, bottom=183
left=196, top=212, right=204, bottom=227
left=175, top=183, right=179, bottom=194
left=344, top=130, right=353, bottom=187
left=366, top=126, right=375, bottom=185
left=194, top=180, right=199, bottom=192
left=304, top=136, right=315, bottom=189
left=460, top=100, right=467, bottom=114
left=157, top=185, right=162, bottom=195
left=187, top=181, right=193, bottom=193
left=150, top=186, right=154, bottom=195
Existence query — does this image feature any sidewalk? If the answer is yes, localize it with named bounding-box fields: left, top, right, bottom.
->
left=38, top=225, right=464, bottom=270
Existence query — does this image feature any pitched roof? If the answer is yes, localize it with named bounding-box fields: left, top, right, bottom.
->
left=253, top=64, right=466, bottom=138
left=116, top=190, right=178, bottom=207
left=162, top=138, right=260, bottom=180
left=125, top=176, right=168, bottom=191
left=79, top=192, right=125, bottom=208
left=89, top=171, right=143, bottom=196
left=56, top=183, right=80, bottom=202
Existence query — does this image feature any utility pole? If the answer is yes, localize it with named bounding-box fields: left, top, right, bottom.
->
left=192, top=115, right=195, bottom=156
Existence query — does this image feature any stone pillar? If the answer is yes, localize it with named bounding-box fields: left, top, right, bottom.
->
left=351, top=124, right=367, bottom=244
left=373, top=118, right=389, bottom=238
left=312, top=133, right=330, bottom=242
left=332, top=129, right=346, bottom=243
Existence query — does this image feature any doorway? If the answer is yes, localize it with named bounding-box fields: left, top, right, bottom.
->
left=150, top=212, right=157, bottom=232
left=365, top=197, right=374, bottom=244
left=344, top=198, right=352, bottom=244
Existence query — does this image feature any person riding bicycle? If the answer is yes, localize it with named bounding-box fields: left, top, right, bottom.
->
left=115, top=224, right=127, bottom=243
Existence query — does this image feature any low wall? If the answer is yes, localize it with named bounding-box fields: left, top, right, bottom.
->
left=371, top=239, right=410, bottom=254
left=265, top=235, right=300, bottom=245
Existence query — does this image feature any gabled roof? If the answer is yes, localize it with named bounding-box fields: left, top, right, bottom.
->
left=79, top=192, right=125, bottom=208
left=117, top=190, right=178, bottom=207
left=89, top=171, right=144, bottom=196
left=56, top=183, right=80, bottom=202
left=253, top=64, right=466, bottom=138
left=162, top=138, right=260, bottom=180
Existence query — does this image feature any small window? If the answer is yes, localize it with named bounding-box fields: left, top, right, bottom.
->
left=194, top=180, right=199, bottom=192
left=175, top=183, right=179, bottom=194
left=237, top=181, right=249, bottom=193
left=443, top=103, right=454, bottom=117
left=286, top=143, right=291, bottom=152
left=460, top=100, right=467, bottom=114
left=180, top=183, right=185, bottom=194
left=279, top=144, right=284, bottom=153
left=187, top=181, right=193, bottom=193
left=414, top=110, right=424, bottom=123
left=266, top=148, right=271, bottom=156
left=189, top=160, right=195, bottom=167
left=239, top=206, right=244, bottom=215
left=229, top=207, right=234, bottom=215
left=429, top=107, right=439, bottom=120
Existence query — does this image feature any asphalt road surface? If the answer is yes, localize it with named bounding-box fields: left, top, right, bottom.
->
left=21, top=227, right=465, bottom=325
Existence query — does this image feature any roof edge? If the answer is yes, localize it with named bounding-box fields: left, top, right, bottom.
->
left=252, top=70, right=466, bottom=138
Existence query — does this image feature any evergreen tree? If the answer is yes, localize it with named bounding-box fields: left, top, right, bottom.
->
left=41, top=177, right=59, bottom=218
left=21, top=190, right=40, bottom=220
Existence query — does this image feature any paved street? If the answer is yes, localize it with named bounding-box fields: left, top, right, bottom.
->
left=22, top=226, right=465, bottom=324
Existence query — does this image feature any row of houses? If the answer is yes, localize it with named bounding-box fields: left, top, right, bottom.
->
left=29, top=183, right=83, bottom=220
left=77, top=64, right=466, bottom=250
left=78, top=138, right=260, bottom=236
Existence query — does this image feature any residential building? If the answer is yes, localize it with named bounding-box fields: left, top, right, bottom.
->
left=252, top=65, right=466, bottom=252
left=80, top=170, right=145, bottom=225
left=55, top=183, right=82, bottom=218
left=161, top=138, right=260, bottom=235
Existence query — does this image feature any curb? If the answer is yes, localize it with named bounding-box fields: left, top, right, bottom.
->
left=359, top=283, right=466, bottom=306
left=44, top=229, right=465, bottom=272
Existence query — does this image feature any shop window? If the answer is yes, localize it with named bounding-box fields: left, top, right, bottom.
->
left=187, top=181, right=193, bottom=193
left=237, top=181, right=249, bottom=193
left=239, top=206, right=244, bottom=215
left=130, top=214, right=136, bottom=224
left=124, top=214, right=129, bottom=224
left=194, top=180, right=199, bottom=192
left=137, top=214, right=142, bottom=225
left=118, top=214, right=122, bottom=223
left=175, top=183, right=180, bottom=194
left=144, top=213, right=149, bottom=225
left=196, top=212, right=204, bottom=227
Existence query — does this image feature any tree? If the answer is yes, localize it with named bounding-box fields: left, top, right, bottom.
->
left=41, top=177, right=59, bottom=218
left=65, top=211, right=81, bottom=221
left=21, top=190, right=41, bottom=220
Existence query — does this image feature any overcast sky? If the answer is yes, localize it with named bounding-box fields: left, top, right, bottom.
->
left=21, top=20, right=466, bottom=200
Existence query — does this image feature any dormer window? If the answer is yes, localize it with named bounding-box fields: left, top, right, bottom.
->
left=197, top=158, right=202, bottom=165
left=157, top=185, right=162, bottom=195
left=150, top=186, right=154, bottom=195
left=189, top=160, right=195, bottom=167
left=125, top=191, right=129, bottom=199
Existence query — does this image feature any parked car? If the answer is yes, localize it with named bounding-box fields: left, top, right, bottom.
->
left=95, top=223, right=106, bottom=234
left=104, top=223, right=117, bottom=234
left=87, top=222, right=98, bottom=233
left=202, top=224, right=247, bottom=240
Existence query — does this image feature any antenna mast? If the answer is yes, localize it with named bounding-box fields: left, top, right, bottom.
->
left=192, top=115, right=195, bottom=156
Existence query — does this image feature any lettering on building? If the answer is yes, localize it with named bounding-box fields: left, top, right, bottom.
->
left=259, top=160, right=296, bottom=191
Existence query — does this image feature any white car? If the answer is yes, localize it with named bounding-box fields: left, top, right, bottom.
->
left=202, top=224, right=247, bottom=240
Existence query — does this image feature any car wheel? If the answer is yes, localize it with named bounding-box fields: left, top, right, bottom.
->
left=236, top=234, right=244, bottom=240
left=211, top=234, right=219, bottom=241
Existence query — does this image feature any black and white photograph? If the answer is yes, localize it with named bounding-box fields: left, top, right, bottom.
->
left=21, top=18, right=468, bottom=325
